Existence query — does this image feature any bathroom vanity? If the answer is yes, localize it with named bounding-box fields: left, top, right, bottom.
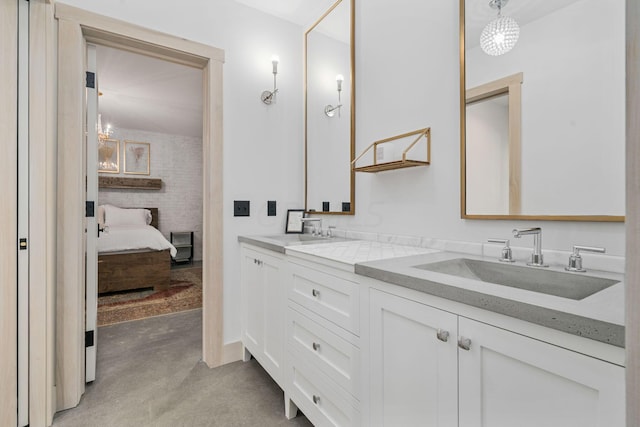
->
left=238, top=235, right=625, bottom=427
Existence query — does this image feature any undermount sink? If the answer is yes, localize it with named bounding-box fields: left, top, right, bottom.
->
left=413, top=258, right=619, bottom=300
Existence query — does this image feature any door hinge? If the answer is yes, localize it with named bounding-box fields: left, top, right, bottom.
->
left=86, top=71, right=95, bottom=89
left=19, top=238, right=27, bottom=250
left=86, top=201, right=95, bottom=217
left=85, top=330, right=94, bottom=348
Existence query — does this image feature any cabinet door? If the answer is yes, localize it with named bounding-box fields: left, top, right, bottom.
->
left=261, top=254, right=284, bottom=380
left=369, top=289, right=458, bottom=427
left=241, top=248, right=264, bottom=355
left=458, top=317, right=625, bottom=427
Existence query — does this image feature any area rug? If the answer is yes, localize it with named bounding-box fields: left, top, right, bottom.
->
left=97, top=267, right=202, bottom=326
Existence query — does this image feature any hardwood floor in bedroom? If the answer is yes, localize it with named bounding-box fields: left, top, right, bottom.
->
left=52, top=309, right=312, bottom=427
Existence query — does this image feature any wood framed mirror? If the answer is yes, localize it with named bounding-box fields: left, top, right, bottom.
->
left=460, top=0, right=625, bottom=222
left=305, top=0, right=355, bottom=215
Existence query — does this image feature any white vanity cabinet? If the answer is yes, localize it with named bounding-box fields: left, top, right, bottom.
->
left=369, top=289, right=459, bottom=427
left=285, top=260, right=361, bottom=427
left=240, top=244, right=286, bottom=388
left=367, top=288, right=625, bottom=427
left=458, top=317, right=625, bottom=427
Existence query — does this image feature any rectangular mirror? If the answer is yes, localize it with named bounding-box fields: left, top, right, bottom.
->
left=305, top=0, right=355, bottom=214
left=460, top=0, right=625, bottom=221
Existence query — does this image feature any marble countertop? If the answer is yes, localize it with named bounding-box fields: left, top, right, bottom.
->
left=237, top=234, right=353, bottom=254
left=285, top=240, right=439, bottom=266
left=356, top=251, right=625, bottom=347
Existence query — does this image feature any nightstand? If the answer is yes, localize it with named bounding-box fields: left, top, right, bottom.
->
left=170, top=231, right=193, bottom=264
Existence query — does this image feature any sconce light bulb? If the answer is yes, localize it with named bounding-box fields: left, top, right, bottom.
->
left=271, top=54, right=279, bottom=74
left=336, top=74, right=344, bottom=92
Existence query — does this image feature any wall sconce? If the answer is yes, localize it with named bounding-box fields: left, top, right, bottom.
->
left=480, top=0, right=520, bottom=56
left=324, top=74, right=344, bottom=118
left=261, top=54, right=279, bottom=105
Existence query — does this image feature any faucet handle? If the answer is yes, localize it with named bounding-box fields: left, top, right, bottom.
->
left=487, top=238, right=515, bottom=263
left=565, top=245, right=606, bottom=272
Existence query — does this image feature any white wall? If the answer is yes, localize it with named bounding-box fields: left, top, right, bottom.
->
left=324, top=0, right=624, bottom=256
left=98, top=128, right=204, bottom=261
left=466, top=96, right=509, bottom=214
left=58, top=0, right=304, bottom=344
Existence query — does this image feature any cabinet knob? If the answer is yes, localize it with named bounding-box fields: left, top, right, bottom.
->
left=458, top=337, right=472, bottom=351
left=312, top=342, right=320, bottom=351
left=312, top=289, right=320, bottom=297
left=312, top=395, right=321, bottom=405
left=436, top=329, right=450, bottom=342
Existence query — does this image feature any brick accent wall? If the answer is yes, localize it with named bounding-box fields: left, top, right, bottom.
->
left=98, top=128, right=203, bottom=261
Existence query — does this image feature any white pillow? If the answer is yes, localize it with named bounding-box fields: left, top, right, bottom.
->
left=103, top=205, right=152, bottom=227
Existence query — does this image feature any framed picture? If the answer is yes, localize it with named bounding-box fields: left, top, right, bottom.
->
left=285, top=209, right=305, bottom=234
left=124, top=141, right=150, bottom=175
left=97, top=139, right=119, bottom=173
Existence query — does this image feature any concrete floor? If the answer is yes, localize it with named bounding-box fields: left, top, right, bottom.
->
left=53, top=309, right=312, bottom=427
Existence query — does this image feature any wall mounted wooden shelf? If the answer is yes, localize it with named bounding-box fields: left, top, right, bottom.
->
left=98, top=176, right=162, bottom=190
left=352, top=128, right=431, bottom=173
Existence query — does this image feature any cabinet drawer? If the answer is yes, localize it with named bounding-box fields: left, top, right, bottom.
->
left=288, top=352, right=360, bottom=427
left=288, top=306, right=359, bottom=397
left=288, top=263, right=359, bottom=334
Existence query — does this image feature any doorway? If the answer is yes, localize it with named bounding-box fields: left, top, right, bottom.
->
left=93, top=44, right=205, bottom=329
left=55, top=4, right=225, bottom=412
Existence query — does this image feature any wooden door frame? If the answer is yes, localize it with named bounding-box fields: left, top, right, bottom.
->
left=0, top=1, right=18, bottom=426
left=54, top=4, right=225, bottom=410
left=627, top=1, right=640, bottom=425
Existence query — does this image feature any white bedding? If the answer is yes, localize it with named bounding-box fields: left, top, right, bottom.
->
left=98, top=225, right=177, bottom=257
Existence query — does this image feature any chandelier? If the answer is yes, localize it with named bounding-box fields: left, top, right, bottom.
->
left=98, top=114, right=112, bottom=142
left=480, top=0, right=520, bottom=56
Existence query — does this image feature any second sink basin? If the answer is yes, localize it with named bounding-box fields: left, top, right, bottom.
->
left=413, top=258, right=619, bottom=300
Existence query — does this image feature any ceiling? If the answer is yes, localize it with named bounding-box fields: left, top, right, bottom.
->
left=96, top=45, right=203, bottom=138
left=233, top=0, right=337, bottom=28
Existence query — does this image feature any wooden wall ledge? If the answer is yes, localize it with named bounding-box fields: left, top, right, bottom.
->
left=99, top=176, right=162, bottom=190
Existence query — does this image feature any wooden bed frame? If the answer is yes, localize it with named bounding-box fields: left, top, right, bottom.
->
left=98, top=207, right=171, bottom=294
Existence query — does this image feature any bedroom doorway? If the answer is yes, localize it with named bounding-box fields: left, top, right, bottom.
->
left=55, top=5, right=225, bottom=412
left=92, top=43, right=205, bottom=334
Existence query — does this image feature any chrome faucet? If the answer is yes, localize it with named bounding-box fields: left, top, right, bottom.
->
left=512, top=227, right=548, bottom=267
left=300, top=217, right=322, bottom=236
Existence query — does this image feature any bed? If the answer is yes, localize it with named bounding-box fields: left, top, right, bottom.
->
left=97, top=206, right=177, bottom=294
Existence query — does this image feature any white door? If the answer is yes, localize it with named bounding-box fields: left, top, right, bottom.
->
left=17, top=0, right=30, bottom=423
left=458, top=317, right=625, bottom=427
left=242, top=247, right=264, bottom=355
left=260, top=252, right=284, bottom=381
left=85, top=44, right=99, bottom=383
left=369, top=289, right=458, bottom=427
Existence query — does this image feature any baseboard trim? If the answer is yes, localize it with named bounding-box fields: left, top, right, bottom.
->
left=222, top=341, right=243, bottom=365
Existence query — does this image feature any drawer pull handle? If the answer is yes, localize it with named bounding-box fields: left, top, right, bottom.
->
left=312, top=342, right=320, bottom=351
left=312, top=289, right=320, bottom=297
left=312, top=395, right=320, bottom=405
left=458, top=337, right=472, bottom=351
left=436, top=329, right=450, bottom=342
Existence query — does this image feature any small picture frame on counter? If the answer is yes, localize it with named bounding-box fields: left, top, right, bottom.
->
left=285, top=209, right=305, bottom=234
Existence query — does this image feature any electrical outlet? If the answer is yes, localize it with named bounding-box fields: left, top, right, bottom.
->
left=342, top=202, right=351, bottom=212
left=322, top=201, right=330, bottom=212
left=267, top=200, right=276, bottom=216
left=234, top=200, right=250, bottom=217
